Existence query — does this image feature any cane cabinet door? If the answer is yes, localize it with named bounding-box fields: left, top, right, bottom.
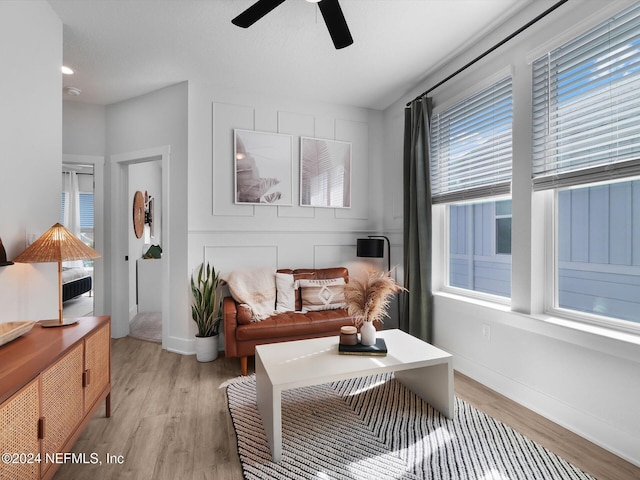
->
left=0, top=379, right=40, bottom=480
left=40, top=343, right=84, bottom=477
left=84, top=322, right=110, bottom=412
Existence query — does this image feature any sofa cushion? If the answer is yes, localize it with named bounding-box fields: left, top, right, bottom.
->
left=235, top=308, right=354, bottom=341
left=298, top=278, right=346, bottom=311
left=294, top=267, right=349, bottom=282
left=275, top=273, right=296, bottom=312
left=279, top=267, right=348, bottom=310
left=277, top=269, right=316, bottom=310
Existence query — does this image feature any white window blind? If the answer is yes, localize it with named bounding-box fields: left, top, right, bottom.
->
left=430, top=76, right=512, bottom=204
left=60, top=193, right=66, bottom=225
left=79, top=193, right=94, bottom=229
left=532, top=2, right=640, bottom=190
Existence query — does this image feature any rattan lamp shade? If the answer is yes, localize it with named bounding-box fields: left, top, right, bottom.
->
left=13, top=223, right=100, bottom=264
left=14, top=223, right=100, bottom=327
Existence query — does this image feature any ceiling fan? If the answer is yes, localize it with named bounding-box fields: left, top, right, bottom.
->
left=232, top=0, right=354, bottom=49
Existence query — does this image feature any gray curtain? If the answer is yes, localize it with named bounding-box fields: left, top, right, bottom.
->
left=402, top=97, right=433, bottom=342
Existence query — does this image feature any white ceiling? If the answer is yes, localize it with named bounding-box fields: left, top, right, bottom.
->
left=49, top=0, right=537, bottom=110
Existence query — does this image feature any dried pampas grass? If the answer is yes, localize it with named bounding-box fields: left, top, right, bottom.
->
left=344, top=270, right=405, bottom=327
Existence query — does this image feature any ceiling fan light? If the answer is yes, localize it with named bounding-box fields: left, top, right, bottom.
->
left=61, top=65, right=75, bottom=75
left=306, top=0, right=322, bottom=3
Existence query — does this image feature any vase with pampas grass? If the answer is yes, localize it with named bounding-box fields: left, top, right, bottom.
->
left=344, top=270, right=405, bottom=345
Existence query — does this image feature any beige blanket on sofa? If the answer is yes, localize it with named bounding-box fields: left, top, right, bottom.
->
left=222, top=267, right=276, bottom=321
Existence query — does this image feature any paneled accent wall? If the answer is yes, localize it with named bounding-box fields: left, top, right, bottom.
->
left=192, top=231, right=385, bottom=280
left=187, top=85, right=388, bottom=337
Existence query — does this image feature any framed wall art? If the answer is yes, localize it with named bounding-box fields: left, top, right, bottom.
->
left=300, top=137, right=351, bottom=208
left=234, top=129, right=293, bottom=205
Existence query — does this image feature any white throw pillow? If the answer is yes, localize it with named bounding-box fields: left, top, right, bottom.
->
left=275, top=273, right=296, bottom=312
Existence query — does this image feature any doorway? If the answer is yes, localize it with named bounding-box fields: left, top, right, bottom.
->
left=61, top=154, right=105, bottom=318
left=110, top=146, right=170, bottom=348
left=128, top=160, right=163, bottom=343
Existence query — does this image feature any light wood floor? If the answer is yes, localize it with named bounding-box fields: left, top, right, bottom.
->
left=54, top=336, right=639, bottom=480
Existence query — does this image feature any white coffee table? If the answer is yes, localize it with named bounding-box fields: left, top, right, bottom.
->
left=255, top=328, right=454, bottom=462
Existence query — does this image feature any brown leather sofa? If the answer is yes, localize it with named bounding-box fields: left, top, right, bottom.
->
left=223, top=267, right=356, bottom=375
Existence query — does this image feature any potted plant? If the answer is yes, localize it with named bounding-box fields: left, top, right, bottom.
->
left=344, top=270, right=405, bottom=345
left=190, top=262, right=223, bottom=362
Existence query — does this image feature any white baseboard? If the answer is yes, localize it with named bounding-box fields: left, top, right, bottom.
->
left=165, top=335, right=195, bottom=355
left=164, top=334, right=224, bottom=356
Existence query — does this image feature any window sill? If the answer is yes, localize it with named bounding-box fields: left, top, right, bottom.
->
left=433, top=290, right=640, bottom=363
left=439, top=286, right=511, bottom=307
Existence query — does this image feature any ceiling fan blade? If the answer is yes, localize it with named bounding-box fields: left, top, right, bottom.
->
left=318, top=0, right=353, bottom=49
left=232, top=0, right=287, bottom=28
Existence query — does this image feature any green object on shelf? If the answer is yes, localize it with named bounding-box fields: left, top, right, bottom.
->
left=143, top=244, right=162, bottom=259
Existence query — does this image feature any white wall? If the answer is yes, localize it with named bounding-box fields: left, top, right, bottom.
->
left=0, top=1, right=62, bottom=323
left=63, top=102, right=106, bottom=156
left=382, top=0, right=640, bottom=466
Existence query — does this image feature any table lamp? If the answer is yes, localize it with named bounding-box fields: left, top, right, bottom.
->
left=14, top=223, right=100, bottom=327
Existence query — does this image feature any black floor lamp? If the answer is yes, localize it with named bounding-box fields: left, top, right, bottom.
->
left=356, top=235, right=391, bottom=273
left=356, top=235, right=401, bottom=326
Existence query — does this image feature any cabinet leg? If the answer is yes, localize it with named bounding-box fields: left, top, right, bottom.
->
left=105, top=392, right=111, bottom=418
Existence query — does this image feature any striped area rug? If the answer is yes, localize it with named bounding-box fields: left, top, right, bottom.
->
left=226, top=373, right=595, bottom=480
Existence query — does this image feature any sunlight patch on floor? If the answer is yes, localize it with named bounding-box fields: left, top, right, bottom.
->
left=480, top=468, right=510, bottom=480
left=345, top=376, right=388, bottom=396
left=344, top=427, right=456, bottom=479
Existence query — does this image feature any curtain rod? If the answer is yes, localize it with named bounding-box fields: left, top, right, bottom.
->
left=406, top=0, right=570, bottom=107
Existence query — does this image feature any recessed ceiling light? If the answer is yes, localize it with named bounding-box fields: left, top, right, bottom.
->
left=61, top=66, right=75, bottom=75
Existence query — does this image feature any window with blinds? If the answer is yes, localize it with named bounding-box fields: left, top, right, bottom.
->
left=532, top=2, right=640, bottom=190
left=79, top=193, right=94, bottom=229
left=61, top=193, right=94, bottom=229
left=430, top=76, right=513, bottom=204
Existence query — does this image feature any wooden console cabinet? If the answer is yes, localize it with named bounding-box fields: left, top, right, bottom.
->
left=0, top=316, right=111, bottom=480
